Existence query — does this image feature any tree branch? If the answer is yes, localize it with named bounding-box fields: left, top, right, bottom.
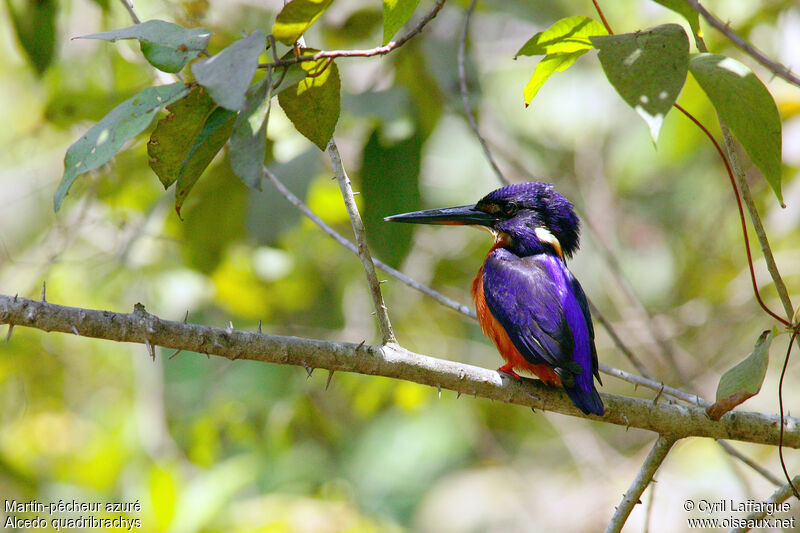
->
left=728, top=474, right=800, bottom=533
left=685, top=0, right=800, bottom=90
left=259, top=0, right=447, bottom=69
left=457, top=0, right=509, bottom=186
left=2, top=294, right=799, bottom=447
left=605, top=435, right=678, bottom=533
left=326, top=140, right=396, bottom=344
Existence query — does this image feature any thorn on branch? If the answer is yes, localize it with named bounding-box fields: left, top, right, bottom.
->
left=302, top=361, right=313, bottom=378
left=145, top=339, right=155, bottom=360
left=653, top=384, right=665, bottom=405
left=41, top=281, right=46, bottom=302
left=437, top=383, right=442, bottom=399
left=183, top=310, right=189, bottom=324
left=226, top=320, right=234, bottom=334
left=71, top=325, right=80, bottom=336
left=457, top=391, right=462, bottom=399
left=5, top=324, right=14, bottom=344
left=258, top=320, right=262, bottom=334
left=326, top=369, right=335, bottom=390
left=168, top=348, right=183, bottom=359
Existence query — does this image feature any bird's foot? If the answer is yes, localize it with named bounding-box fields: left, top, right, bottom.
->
left=497, top=364, right=520, bottom=380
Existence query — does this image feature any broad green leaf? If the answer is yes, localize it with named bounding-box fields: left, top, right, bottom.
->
left=652, top=0, right=700, bottom=36
left=523, top=51, right=587, bottom=105
left=78, top=20, right=212, bottom=73
left=383, top=0, right=421, bottom=45
left=516, top=16, right=607, bottom=57
left=689, top=53, right=783, bottom=205
left=230, top=77, right=272, bottom=190
left=362, top=128, right=422, bottom=267
left=591, top=24, right=689, bottom=142
left=148, top=86, right=218, bottom=189
left=174, top=107, right=237, bottom=217
left=273, top=0, right=334, bottom=46
left=706, top=329, right=773, bottom=420
left=5, top=0, right=57, bottom=74
left=278, top=55, right=340, bottom=150
left=55, top=82, right=189, bottom=211
left=271, top=63, right=309, bottom=96
left=394, top=45, right=442, bottom=140
left=191, top=30, right=266, bottom=111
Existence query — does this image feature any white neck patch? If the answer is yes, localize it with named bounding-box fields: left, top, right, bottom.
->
left=535, top=227, right=564, bottom=259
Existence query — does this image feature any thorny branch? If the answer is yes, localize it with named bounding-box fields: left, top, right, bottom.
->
left=605, top=435, right=678, bottom=533
left=728, top=474, right=800, bottom=533
left=2, top=294, right=800, bottom=448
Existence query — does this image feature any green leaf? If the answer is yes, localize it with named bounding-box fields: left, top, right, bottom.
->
left=174, top=107, right=237, bottom=217
left=362, top=128, right=422, bottom=267
left=516, top=16, right=607, bottom=57
left=271, top=63, right=310, bottom=96
left=689, top=53, right=783, bottom=205
left=78, top=20, right=212, bottom=73
left=273, top=0, right=334, bottom=46
left=55, top=82, right=190, bottom=211
left=230, top=77, right=272, bottom=190
left=148, top=86, right=218, bottom=189
left=523, top=51, right=587, bottom=105
left=382, top=0, right=420, bottom=45
left=652, top=0, right=700, bottom=36
left=591, top=24, right=689, bottom=142
left=706, top=329, right=773, bottom=420
left=5, top=0, right=57, bottom=74
left=278, top=55, right=340, bottom=150
left=394, top=45, right=442, bottom=140
left=191, top=30, right=266, bottom=111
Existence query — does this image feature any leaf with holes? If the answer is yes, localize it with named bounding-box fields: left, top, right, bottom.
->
left=690, top=53, right=783, bottom=205
left=273, top=0, right=334, bottom=45
left=382, top=0, right=420, bottom=44
left=174, top=107, right=237, bottom=217
left=230, top=77, right=272, bottom=190
left=55, top=82, right=190, bottom=211
left=653, top=0, right=700, bottom=36
left=516, top=16, right=607, bottom=58
left=192, top=30, right=265, bottom=111
left=278, top=54, right=340, bottom=150
left=78, top=20, right=212, bottom=73
left=706, top=329, right=773, bottom=421
left=148, top=86, right=218, bottom=189
left=591, top=24, right=689, bottom=143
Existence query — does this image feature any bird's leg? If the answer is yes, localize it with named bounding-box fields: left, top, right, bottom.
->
left=498, top=363, right=521, bottom=380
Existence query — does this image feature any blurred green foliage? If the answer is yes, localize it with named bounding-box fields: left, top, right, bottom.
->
left=0, top=0, right=798, bottom=531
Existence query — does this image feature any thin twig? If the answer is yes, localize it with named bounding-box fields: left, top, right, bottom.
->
left=685, top=0, right=800, bottom=90
left=3, top=293, right=800, bottom=447
left=258, top=0, right=447, bottom=69
left=728, top=475, right=800, bottom=533
left=716, top=440, right=783, bottom=487
left=326, top=141, right=396, bottom=344
left=605, top=435, right=678, bottom=533
left=598, top=363, right=704, bottom=406
left=457, top=0, right=508, bottom=186
left=118, top=0, right=141, bottom=24
left=590, top=301, right=656, bottom=380
left=261, top=167, right=475, bottom=318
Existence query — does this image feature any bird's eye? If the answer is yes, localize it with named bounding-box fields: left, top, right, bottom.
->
left=504, top=202, right=519, bottom=216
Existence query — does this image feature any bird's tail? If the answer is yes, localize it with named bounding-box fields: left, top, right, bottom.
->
left=564, top=383, right=604, bottom=416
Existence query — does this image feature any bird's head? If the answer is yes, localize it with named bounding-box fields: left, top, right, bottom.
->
left=385, top=182, right=580, bottom=259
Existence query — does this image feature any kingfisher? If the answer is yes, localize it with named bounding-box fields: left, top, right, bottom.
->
left=386, top=182, right=604, bottom=415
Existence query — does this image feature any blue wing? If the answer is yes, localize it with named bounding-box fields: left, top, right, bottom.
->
left=483, top=248, right=603, bottom=415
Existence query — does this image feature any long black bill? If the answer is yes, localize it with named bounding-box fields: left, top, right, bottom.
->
left=384, top=205, right=497, bottom=226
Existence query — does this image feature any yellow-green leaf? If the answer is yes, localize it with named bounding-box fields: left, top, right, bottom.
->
left=278, top=55, right=340, bottom=150
left=516, top=16, right=607, bottom=57
left=382, top=0, right=420, bottom=45
left=523, top=51, right=587, bottom=105
left=273, top=0, right=334, bottom=46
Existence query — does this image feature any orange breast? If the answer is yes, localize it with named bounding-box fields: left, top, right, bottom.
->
left=472, top=261, right=561, bottom=386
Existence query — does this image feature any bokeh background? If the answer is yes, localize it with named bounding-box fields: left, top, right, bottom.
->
left=1, top=0, right=799, bottom=531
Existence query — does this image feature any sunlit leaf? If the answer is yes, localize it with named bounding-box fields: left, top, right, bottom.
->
left=5, top=0, right=57, bottom=74
left=383, top=0, right=420, bottom=45
left=78, top=20, right=212, bottom=73
left=278, top=54, right=340, bottom=150
left=706, top=329, right=772, bottom=420
left=174, top=107, right=237, bottom=217
left=362, top=128, right=422, bottom=267
left=591, top=24, right=689, bottom=143
left=273, top=0, right=334, bottom=46
left=230, top=77, right=272, bottom=190
left=689, top=53, right=783, bottom=205
left=191, top=30, right=266, bottom=111
left=148, top=86, right=218, bottom=189
left=55, top=82, right=190, bottom=211
left=653, top=0, right=700, bottom=35
left=516, top=16, right=607, bottom=57
left=523, top=51, right=587, bottom=105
